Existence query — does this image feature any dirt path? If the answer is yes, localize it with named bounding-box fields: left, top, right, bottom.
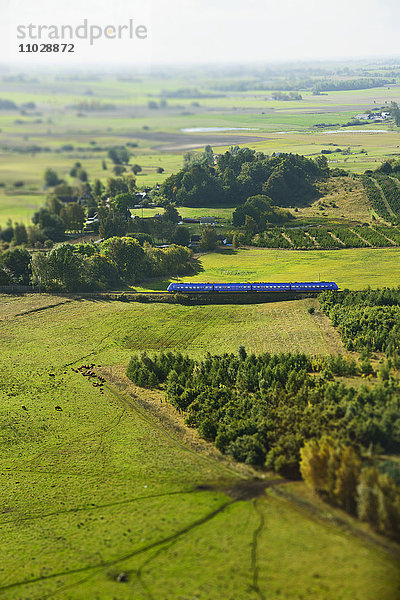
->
left=328, top=231, right=345, bottom=246
left=281, top=232, right=293, bottom=246
left=305, top=231, right=319, bottom=248
left=350, top=228, right=372, bottom=246
left=372, top=227, right=397, bottom=245
left=312, top=305, right=347, bottom=355
left=372, top=178, right=397, bottom=218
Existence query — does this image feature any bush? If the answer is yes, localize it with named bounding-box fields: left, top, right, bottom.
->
left=174, top=293, right=190, bottom=304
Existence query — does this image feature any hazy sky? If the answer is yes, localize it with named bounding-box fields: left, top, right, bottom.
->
left=1, top=0, right=399, bottom=68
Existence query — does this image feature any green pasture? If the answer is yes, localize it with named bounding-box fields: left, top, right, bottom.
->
left=120, top=298, right=340, bottom=357
left=0, top=151, right=183, bottom=226
left=194, top=247, right=400, bottom=290
left=0, top=294, right=398, bottom=599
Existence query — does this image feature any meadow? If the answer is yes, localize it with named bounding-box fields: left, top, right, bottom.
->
left=0, top=293, right=399, bottom=599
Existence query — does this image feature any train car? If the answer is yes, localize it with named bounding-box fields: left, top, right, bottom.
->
left=213, top=283, right=252, bottom=292
left=252, top=282, right=291, bottom=291
left=167, top=281, right=339, bottom=293
left=167, top=282, right=214, bottom=292
left=290, top=281, right=338, bottom=291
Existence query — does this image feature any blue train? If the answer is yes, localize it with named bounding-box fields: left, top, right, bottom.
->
left=167, top=281, right=339, bottom=293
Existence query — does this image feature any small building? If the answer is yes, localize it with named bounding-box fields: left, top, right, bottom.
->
left=79, top=191, right=93, bottom=206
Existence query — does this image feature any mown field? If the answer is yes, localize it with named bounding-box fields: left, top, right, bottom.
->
left=1, top=294, right=399, bottom=599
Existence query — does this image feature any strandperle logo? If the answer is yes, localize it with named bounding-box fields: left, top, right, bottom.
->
left=16, top=19, right=148, bottom=45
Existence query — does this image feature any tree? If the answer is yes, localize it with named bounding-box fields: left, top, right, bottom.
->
left=232, top=195, right=291, bottom=231
left=93, top=179, right=104, bottom=199
left=30, top=252, right=52, bottom=289
left=32, top=208, right=65, bottom=241
left=51, top=183, right=77, bottom=204
left=334, top=446, right=361, bottom=514
left=101, top=236, right=147, bottom=282
left=172, top=226, right=190, bottom=246
left=357, top=467, right=379, bottom=526
left=238, top=345, right=247, bottom=361
left=60, top=203, right=86, bottom=231
left=0, top=247, right=31, bottom=284
left=200, top=226, right=218, bottom=250
left=163, top=204, right=180, bottom=224
left=112, top=193, right=135, bottom=217
left=106, top=177, right=129, bottom=198
left=107, top=147, right=130, bottom=165
left=300, top=437, right=339, bottom=497
left=84, top=253, right=119, bottom=290
left=46, top=196, right=64, bottom=216
left=244, top=215, right=257, bottom=234
left=0, top=266, right=10, bottom=285
left=47, top=243, right=84, bottom=290
left=11, top=223, right=28, bottom=246
left=204, top=145, right=214, bottom=166
left=113, top=165, right=126, bottom=176
left=150, top=218, right=174, bottom=244
left=131, top=164, right=142, bottom=175
left=0, top=224, right=14, bottom=243
left=69, top=162, right=82, bottom=177
left=390, top=101, right=400, bottom=127
left=98, top=205, right=130, bottom=239
left=44, top=168, right=60, bottom=187
left=314, top=155, right=329, bottom=174
left=76, top=168, right=88, bottom=182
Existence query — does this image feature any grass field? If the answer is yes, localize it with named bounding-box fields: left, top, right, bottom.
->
left=130, top=206, right=235, bottom=220
left=132, top=246, right=400, bottom=291
left=0, top=293, right=399, bottom=599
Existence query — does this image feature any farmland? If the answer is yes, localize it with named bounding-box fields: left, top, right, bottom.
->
left=0, top=293, right=399, bottom=599
left=2, top=59, right=400, bottom=599
left=1, top=63, right=400, bottom=225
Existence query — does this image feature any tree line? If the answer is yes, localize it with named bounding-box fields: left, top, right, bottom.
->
left=0, top=237, right=194, bottom=291
left=301, top=438, right=400, bottom=541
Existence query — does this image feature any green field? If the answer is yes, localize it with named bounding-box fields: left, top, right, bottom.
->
left=0, top=293, right=398, bottom=599
left=132, top=246, right=400, bottom=291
